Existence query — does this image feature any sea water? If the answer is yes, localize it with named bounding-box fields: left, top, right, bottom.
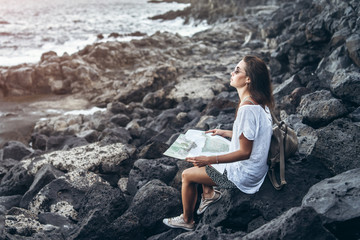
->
left=0, top=0, right=210, bottom=146
left=0, top=0, right=209, bottom=66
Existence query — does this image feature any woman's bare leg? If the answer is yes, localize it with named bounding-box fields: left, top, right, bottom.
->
left=181, top=166, right=216, bottom=223
left=202, top=184, right=215, bottom=199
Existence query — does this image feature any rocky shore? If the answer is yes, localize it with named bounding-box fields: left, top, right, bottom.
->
left=0, top=0, right=359, bottom=239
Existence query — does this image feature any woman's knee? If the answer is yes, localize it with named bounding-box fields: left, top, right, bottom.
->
left=182, top=167, right=196, bottom=183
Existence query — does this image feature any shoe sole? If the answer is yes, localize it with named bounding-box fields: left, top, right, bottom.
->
left=162, top=219, right=194, bottom=231
left=196, top=191, right=222, bottom=215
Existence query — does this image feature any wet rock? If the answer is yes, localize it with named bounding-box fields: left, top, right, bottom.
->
left=298, top=90, right=348, bottom=127
left=2, top=141, right=32, bottom=161
left=127, top=157, right=178, bottom=195
left=243, top=207, right=336, bottom=240
left=302, top=168, right=360, bottom=239
left=20, top=164, right=64, bottom=209
left=309, top=118, right=360, bottom=175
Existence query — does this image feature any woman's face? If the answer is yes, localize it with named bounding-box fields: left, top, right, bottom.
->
left=230, top=60, right=248, bottom=89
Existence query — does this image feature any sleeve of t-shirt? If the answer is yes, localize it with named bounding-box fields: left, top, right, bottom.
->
left=235, top=107, right=258, bottom=141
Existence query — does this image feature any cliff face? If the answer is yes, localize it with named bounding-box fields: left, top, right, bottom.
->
left=0, top=0, right=359, bottom=239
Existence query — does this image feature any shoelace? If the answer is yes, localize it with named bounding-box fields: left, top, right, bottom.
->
left=170, top=214, right=184, bottom=223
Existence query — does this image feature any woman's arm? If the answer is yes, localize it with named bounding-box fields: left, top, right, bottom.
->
left=186, top=133, right=253, bottom=167
left=205, top=129, right=233, bottom=138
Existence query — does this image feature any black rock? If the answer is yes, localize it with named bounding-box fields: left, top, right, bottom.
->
left=20, top=164, right=64, bottom=209
left=2, top=141, right=32, bottom=161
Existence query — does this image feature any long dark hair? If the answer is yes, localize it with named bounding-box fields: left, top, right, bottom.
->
left=243, top=55, right=274, bottom=110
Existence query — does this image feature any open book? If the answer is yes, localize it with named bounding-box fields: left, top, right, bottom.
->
left=163, top=129, right=230, bottom=160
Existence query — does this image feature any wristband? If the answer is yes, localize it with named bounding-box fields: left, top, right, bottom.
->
left=216, top=156, right=219, bottom=164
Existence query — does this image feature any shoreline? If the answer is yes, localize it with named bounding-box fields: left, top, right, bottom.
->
left=0, top=0, right=359, bottom=239
left=0, top=94, right=91, bottom=147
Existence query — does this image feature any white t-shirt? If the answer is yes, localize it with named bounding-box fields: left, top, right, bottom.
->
left=212, top=105, right=272, bottom=194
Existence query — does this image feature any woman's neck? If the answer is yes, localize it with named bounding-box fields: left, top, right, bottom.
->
left=237, top=88, right=251, bottom=102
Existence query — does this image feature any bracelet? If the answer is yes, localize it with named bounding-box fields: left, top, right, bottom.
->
left=216, top=156, right=219, bottom=164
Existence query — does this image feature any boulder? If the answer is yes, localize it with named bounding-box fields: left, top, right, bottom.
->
left=20, top=164, right=64, bottom=209
left=297, top=90, right=348, bottom=127
left=173, top=224, right=245, bottom=240
left=137, top=141, right=169, bottom=159
left=107, top=101, right=129, bottom=114
left=22, top=142, right=135, bottom=176
left=110, top=113, right=131, bottom=127
left=346, top=34, right=360, bottom=67
left=71, top=183, right=128, bottom=240
left=75, top=130, right=99, bottom=143
left=0, top=158, right=18, bottom=181
left=309, top=118, right=360, bottom=174
left=38, top=212, right=77, bottom=238
left=273, top=74, right=301, bottom=101
left=127, top=158, right=178, bottom=195
left=103, top=211, right=144, bottom=240
left=243, top=207, right=336, bottom=240
left=4, top=207, right=43, bottom=237
left=0, top=195, right=22, bottom=211
left=330, top=67, right=360, bottom=104
left=115, top=65, right=178, bottom=104
left=0, top=162, right=34, bottom=196
left=126, top=180, right=181, bottom=235
left=302, top=168, right=360, bottom=239
left=2, top=141, right=32, bottom=161
left=28, top=170, right=108, bottom=220
left=98, top=127, right=132, bottom=145
left=30, top=133, right=48, bottom=151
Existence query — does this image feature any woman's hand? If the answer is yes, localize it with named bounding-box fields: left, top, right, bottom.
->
left=206, top=129, right=232, bottom=138
left=186, top=156, right=211, bottom=167
left=206, top=129, right=224, bottom=136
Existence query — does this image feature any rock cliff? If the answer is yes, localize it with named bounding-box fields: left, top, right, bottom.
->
left=0, top=0, right=359, bottom=239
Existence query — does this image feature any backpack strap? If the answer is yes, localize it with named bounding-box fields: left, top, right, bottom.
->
left=268, top=111, right=287, bottom=190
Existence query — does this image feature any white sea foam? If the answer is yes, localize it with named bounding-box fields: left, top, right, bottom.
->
left=0, top=0, right=210, bottom=66
left=64, top=107, right=106, bottom=116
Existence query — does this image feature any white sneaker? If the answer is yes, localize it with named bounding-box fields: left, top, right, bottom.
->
left=196, top=190, right=222, bottom=215
left=162, top=214, right=195, bottom=231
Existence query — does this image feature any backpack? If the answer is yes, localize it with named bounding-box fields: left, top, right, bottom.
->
left=267, top=111, right=298, bottom=190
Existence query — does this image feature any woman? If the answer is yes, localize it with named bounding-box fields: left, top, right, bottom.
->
left=163, top=55, right=274, bottom=231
